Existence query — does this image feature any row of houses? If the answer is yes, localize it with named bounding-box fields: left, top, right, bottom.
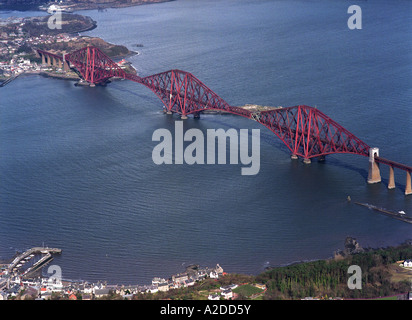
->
left=0, top=263, right=226, bottom=300
left=147, top=264, right=225, bottom=294
left=0, top=58, right=43, bottom=77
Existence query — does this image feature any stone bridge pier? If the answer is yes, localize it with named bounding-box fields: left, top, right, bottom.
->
left=368, top=147, right=412, bottom=195
left=368, top=147, right=381, bottom=184
left=36, top=50, right=70, bottom=71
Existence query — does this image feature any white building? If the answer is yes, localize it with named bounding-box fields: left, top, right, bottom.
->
left=221, top=289, right=233, bottom=300
left=146, top=285, right=158, bottom=294
left=403, top=259, right=412, bottom=268
left=152, top=277, right=167, bottom=286
left=220, top=284, right=238, bottom=291
left=157, top=282, right=169, bottom=292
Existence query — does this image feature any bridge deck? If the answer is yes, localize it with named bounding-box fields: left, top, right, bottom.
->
left=375, top=156, right=412, bottom=172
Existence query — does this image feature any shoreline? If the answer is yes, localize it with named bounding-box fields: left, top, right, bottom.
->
left=68, top=21, right=97, bottom=35
left=69, top=0, right=175, bottom=12
left=0, top=237, right=412, bottom=298
left=0, top=0, right=174, bottom=13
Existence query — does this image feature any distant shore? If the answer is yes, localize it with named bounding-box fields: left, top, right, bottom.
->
left=64, top=0, right=174, bottom=12
left=0, top=0, right=174, bottom=12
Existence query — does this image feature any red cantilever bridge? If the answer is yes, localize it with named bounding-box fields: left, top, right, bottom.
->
left=36, top=46, right=412, bottom=195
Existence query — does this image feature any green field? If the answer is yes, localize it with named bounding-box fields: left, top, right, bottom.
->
left=233, top=284, right=264, bottom=298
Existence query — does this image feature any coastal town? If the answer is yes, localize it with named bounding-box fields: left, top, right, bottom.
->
left=0, top=246, right=266, bottom=300
left=0, top=14, right=135, bottom=85
left=0, top=25, right=79, bottom=81
left=1, top=243, right=411, bottom=300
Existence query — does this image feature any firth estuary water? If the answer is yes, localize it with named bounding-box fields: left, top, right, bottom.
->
left=0, top=0, right=411, bottom=285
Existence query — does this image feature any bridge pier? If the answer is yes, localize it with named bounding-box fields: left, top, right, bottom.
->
left=388, top=166, right=395, bottom=189
left=63, top=60, right=70, bottom=72
left=303, top=158, right=311, bottom=164
left=75, top=79, right=96, bottom=87
left=62, top=53, right=69, bottom=72
left=180, top=114, right=188, bottom=120
left=291, top=154, right=298, bottom=160
left=406, top=171, right=412, bottom=196
left=386, top=165, right=412, bottom=195
left=367, top=147, right=381, bottom=184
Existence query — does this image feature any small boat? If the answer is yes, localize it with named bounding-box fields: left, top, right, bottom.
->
left=398, top=210, right=406, bottom=215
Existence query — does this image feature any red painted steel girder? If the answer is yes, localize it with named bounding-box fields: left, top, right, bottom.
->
left=62, top=46, right=370, bottom=160
left=375, top=156, right=412, bottom=172
left=65, top=46, right=126, bottom=84
left=61, top=46, right=403, bottom=164
left=138, top=69, right=252, bottom=118
left=137, top=70, right=369, bottom=159
left=256, top=106, right=370, bottom=159
left=125, top=73, right=143, bottom=83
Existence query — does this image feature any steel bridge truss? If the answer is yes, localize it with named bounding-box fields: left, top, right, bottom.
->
left=65, top=46, right=126, bottom=84
left=56, top=46, right=392, bottom=161
left=257, top=106, right=370, bottom=159
left=138, top=69, right=251, bottom=118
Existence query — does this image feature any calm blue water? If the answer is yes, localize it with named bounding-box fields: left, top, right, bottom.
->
left=0, top=0, right=411, bottom=285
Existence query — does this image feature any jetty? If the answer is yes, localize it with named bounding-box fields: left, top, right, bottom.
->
left=0, top=74, right=19, bottom=87
left=354, top=202, right=412, bottom=224
left=8, top=247, right=62, bottom=278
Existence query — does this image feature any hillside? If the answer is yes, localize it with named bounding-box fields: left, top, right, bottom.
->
left=256, top=240, right=412, bottom=300
left=37, top=36, right=134, bottom=58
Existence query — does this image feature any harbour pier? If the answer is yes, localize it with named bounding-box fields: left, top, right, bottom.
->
left=7, top=247, right=62, bottom=278
left=354, top=202, right=412, bottom=224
